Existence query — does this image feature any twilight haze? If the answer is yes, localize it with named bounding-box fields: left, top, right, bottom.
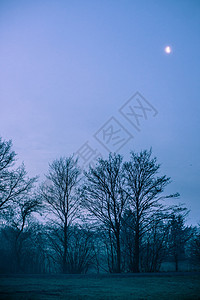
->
left=0, top=1, right=199, bottom=224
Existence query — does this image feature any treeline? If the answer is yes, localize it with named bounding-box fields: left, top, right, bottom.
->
left=0, top=137, right=199, bottom=274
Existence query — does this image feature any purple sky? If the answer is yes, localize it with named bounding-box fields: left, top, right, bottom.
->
left=0, top=0, right=200, bottom=225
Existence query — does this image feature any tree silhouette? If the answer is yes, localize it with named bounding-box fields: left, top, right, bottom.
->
left=123, top=149, right=180, bottom=272
left=40, top=156, right=81, bottom=273
left=82, top=153, right=128, bottom=273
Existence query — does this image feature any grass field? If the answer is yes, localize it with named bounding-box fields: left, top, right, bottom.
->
left=0, top=273, right=200, bottom=299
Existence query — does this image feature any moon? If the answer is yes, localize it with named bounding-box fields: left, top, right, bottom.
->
left=164, top=46, right=172, bottom=54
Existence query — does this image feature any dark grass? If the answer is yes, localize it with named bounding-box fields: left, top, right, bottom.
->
left=0, top=272, right=200, bottom=299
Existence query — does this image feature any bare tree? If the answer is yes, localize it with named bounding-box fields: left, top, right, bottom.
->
left=123, top=149, right=180, bottom=272
left=12, top=194, right=41, bottom=271
left=0, top=138, right=16, bottom=173
left=168, top=214, right=192, bottom=271
left=40, top=156, right=81, bottom=273
left=67, top=225, right=95, bottom=274
left=82, top=153, right=128, bottom=273
left=0, top=137, right=37, bottom=214
left=140, top=219, right=169, bottom=272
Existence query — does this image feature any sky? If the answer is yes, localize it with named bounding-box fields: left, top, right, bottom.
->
left=0, top=0, right=200, bottom=225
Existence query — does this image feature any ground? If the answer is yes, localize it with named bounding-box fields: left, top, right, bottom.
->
left=0, top=272, right=200, bottom=299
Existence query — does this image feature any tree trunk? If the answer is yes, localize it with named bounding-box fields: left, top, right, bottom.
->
left=133, top=219, right=140, bottom=273
left=63, top=221, right=68, bottom=273
left=116, top=233, right=121, bottom=273
left=175, top=254, right=179, bottom=272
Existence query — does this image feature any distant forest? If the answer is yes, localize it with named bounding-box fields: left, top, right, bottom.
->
left=0, top=136, right=199, bottom=274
